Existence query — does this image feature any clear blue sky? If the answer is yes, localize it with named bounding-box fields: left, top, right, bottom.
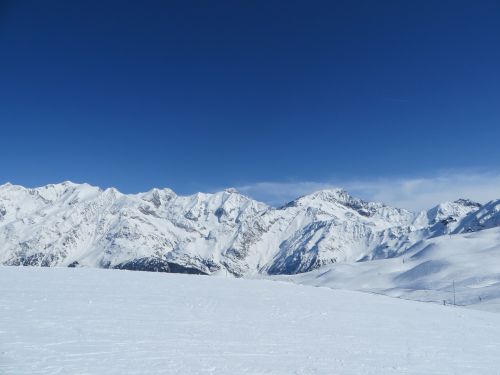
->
left=1, top=0, right=499, bottom=199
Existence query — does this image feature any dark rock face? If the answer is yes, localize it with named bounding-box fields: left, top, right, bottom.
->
left=266, top=250, right=319, bottom=275
left=6, top=253, right=59, bottom=267
left=112, top=257, right=208, bottom=275
left=454, top=199, right=482, bottom=209
left=214, top=207, right=225, bottom=222
left=167, top=262, right=208, bottom=275
left=266, top=249, right=334, bottom=275
left=440, top=216, right=457, bottom=226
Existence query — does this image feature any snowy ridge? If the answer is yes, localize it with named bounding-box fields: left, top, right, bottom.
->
left=0, top=181, right=497, bottom=277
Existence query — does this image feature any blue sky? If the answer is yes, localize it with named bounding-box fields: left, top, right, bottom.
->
left=0, top=1, right=499, bottom=208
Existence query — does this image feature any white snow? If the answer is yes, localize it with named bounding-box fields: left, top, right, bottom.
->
left=2, top=266, right=500, bottom=374
left=285, top=226, right=500, bottom=313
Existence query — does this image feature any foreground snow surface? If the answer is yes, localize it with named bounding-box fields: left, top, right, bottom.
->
left=2, top=267, right=500, bottom=374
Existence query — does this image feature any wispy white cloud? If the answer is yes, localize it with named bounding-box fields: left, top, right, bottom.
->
left=236, top=170, right=500, bottom=211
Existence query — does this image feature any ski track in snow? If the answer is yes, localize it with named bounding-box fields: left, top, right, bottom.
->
left=1, top=267, right=500, bottom=374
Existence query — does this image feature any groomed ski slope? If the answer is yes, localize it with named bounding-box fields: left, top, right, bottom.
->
left=2, top=267, right=500, bottom=374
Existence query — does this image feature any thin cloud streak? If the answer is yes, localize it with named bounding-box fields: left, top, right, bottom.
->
left=236, top=171, right=500, bottom=211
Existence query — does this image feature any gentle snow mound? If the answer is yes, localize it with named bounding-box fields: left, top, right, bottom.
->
left=286, top=226, right=500, bottom=312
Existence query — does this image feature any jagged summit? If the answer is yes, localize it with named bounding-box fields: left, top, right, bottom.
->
left=284, top=188, right=349, bottom=204
left=223, top=187, right=240, bottom=194
left=281, top=188, right=360, bottom=210
left=426, top=199, right=483, bottom=226
left=299, top=188, right=350, bottom=201
left=0, top=182, right=496, bottom=276
left=283, top=188, right=397, bottom=212
left=453, top=198, right=482, bottom=208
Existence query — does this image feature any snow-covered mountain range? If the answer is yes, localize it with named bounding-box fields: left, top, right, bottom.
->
left=0, top=181, right=499, bottom=277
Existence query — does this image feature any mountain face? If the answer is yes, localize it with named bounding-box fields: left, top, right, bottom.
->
left=0, top=182, right=495, bottom=276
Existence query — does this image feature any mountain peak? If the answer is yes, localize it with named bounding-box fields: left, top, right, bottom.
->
left=453, top=198, right=482, bottom=208
left=311, top=188, right=351, bottom=201
left=223, top=187, right=240, bottom=194
left=290, top=188, right=350, bottom=204
left=426, top=198, right=482, bottom=227
left=144, top=187, right=176, bottom=196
